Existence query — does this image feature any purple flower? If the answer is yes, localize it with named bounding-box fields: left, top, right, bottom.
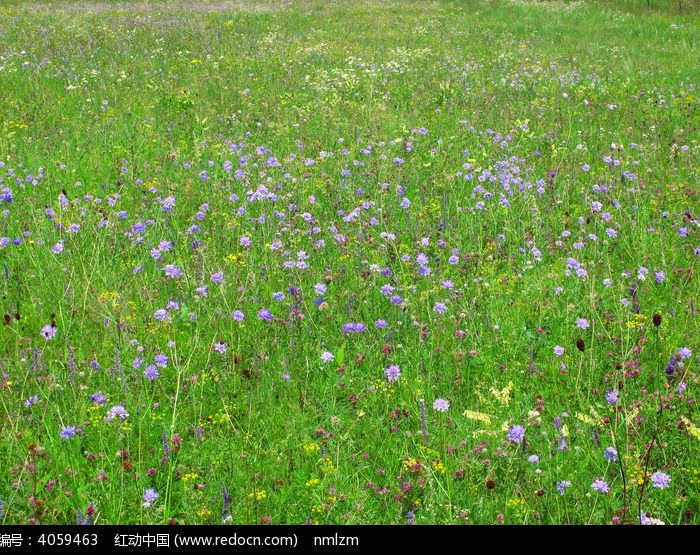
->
left=154, top=309, right=169, bottom=321
left=605, top=390, right=619, bottom=405
left=384, top=364, right=401, bottom=382
left=677, top=347, right=692, bottom=360
left=433, top=302, right=447, bottom=314
left=214, top=342, right=228, bottom=354
left=0, top=188, right=12, bottom=204
left=342, top=322, right=366, bottom=333
left=556, top=480, right=571, bottom=495
left=650, top=472, right=671, bottom=489
left=163, top=264, right=182, bottom=279
left=433, top=398, right=449, bottom=412
left=105, top=405, right=129, bottom=422
left=142, top=488, right=160, bottom=507
left=375, top=319, right=389, bottom=328
left=507, top=425, right=526, bottom=443
left=575, top=318, right=590, bottom=330
left=604, top=447, right=618, bottom=462
left=272, top=291, right=285, bottom=301
left=51, top=240, right=65, bottom=254
left=144, top=365, right=159, bottom=380
left=320, top=351, right=334, bottom=363
left=591, top=479, right=610, bottom=493
left=60, top=426, right=77, bottom=440
left=160, top=195, right=176, bottom=212
left=231, top=310, right=245, bottom=321
left=40, top=324, right=57, bottom=340
left=90, top=392, right=107, bottom=405
left=211, top=272, right=224, bottom=283
left=314, top=283, right=327, bottom=295
left=154, top=353, right=169, bottom=367
left=24, top=395, right=40, bottom=407
left=553, top=346, right=565, bottom=357
left=258, top=308, right=273, bottom=321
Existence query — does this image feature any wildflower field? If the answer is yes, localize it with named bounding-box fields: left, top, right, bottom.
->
left=0, top=0, right=699, bottom=526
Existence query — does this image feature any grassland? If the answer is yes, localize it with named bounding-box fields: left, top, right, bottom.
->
left=0, top=0, right=698, bottom=525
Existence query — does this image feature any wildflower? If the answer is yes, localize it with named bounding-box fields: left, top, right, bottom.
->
left=640, top=514, right=665, bottom=525
left=51, top=240, right=65, bottom=254
left=40, top=324, right=57, bottom=340
left=528, top=455, right=540, bottom=464
left=104, top=405, right=129, bottom=422
left=154, top=309, right=169, bottom=321
left=272, top=291, right=285, bottom=301
left=433, top=398, right=449, bottom=412
left=507, top=425, right=526, bottom=443
left=375, top=319, right=389, bottom=328
left=163, top=264, right=183, bottom=279
left=214, top=342, right=228, bottom=354
left=652, top=313, right=662, bottom=327
left=231, top=310, right=245, bottom=321
left=553, top=346, right=564, bottom=357
left=575, top=318, right=590, bottom=330
left=384, top=365, right=401, bottom=382
left=142, top=488, right=160, bottom=507
left=433, top=302, right=447, bottom=314
left=604, top=447, right=618, bottom=462
left=211, top=272, right=224, bottom=283
left=605, top=390, right=619, bottom=405
left=342, top=322, right=366, bottom=333
left=677, top=347, right=692, bottom=360
left=556, top=480, right=571, bottom=495
left=24, top=395, right=40, bottom=407
left=650, top=472, right=671, bottom=489
left=60, top=426, right=77, bottom=440
left=154, top=353, right=168, bottom=367
left=314, top=283, right=327, bottom=295
left=576, top=339, right=585, bottom=352
left=258, top=308, right=273, bottom=321
left=144, top=365, right=159, bottom=381
left=160, top=195, right=176, bottom=212
left=90, top=392, right=107, bottom=405
left=320, top=351, right=334, bottom=363
left=591, top=479, right=610, bottom=493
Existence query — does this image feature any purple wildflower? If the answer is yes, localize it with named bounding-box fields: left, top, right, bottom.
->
left=507, top=425, right=526, bottom=443
left=591, top=479, right=610, bottom=493
left=605, top=390, right=619, bottom=405
left=258, top=308, right=273, bottom=321
left=142, top=488, right=160, bottom=507
left=231, top=310, right=245, bottom=321
left=40, top=324, right=57, bottom=340
left=342, top=322, right=366, bottom=333
left=144, top=365, right=159, bottom=380
left=650, top=472, right=671, bottom=489
left=154, top=309, right=169, bottom=321
left=604, top=447, right=618, bottom=462
left=384, top=365, right=401, bottom=382
left=163, top=264, right=182, bottom=279
left=433, top=398, right=449, bottom=412
left=60, top=426, right=77, bottom=440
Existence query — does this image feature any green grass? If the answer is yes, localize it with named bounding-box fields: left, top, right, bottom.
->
left=0, top=0, right=698, bottom=525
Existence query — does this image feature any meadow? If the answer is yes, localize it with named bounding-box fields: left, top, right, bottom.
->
left=0, top=0, right=698, bottom=525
